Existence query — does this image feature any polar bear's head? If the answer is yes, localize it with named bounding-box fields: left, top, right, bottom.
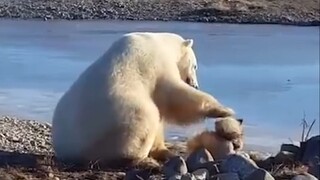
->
left=178, top=39, right=199, bottom=89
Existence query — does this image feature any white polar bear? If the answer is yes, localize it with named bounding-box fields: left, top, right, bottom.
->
left=52, top=32, right=235, bottom=168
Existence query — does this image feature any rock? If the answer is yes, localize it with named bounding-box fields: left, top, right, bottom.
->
left=291, top=173, right=318, bottom=180
left=274, top=151, right=295, bottom=164
left=211, top=173, right=240, bottom=180
left=181, top=173, right=197, bottom=180
left=164, top=156, right=188, bottom=179
left=280, top=144, right=300, bottom=156
left=124, top=169, right=151, bottom=180
left=7, top=136, right=20, bottom=143
left=168, top=174, right=182, bottom=180
left=255, top=157, right=275, bottom=172
left=192, top=168, right=209, bottom=180
left=0, top=133, right=5, bottom=138
left=248, top=151, right=272, bottom=162
left=300, top=135, right=320, bottom=179
left=48, top=173, right=54, bottom=178
left=199, top=161, right=220, bottom=177
left=220, top=154, right=258, bottom=180
left=30, top=140, right=36, bottom=146
left=186, top=148, right=214, bottom=172
left=244, top=168, right=275, bottom=180
left=169, top=173, right=197, bottom=180
left=237, top=151, right=251, bottom=159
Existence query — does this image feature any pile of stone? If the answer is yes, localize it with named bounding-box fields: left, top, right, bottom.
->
left=125, top=136, right=320, bottom=180
left=0, top=116, right=53, bottom=155
left=0, top=116, right=319, bottom=180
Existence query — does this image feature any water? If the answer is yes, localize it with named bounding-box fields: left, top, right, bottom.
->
left=0, top=20, right=319, bottom=152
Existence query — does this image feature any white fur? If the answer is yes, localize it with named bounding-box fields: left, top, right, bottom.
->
left=52, top=32, right=235, bottom=163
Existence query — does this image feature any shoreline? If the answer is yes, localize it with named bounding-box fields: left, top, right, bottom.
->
left=0, top=0, right=319, bottom=26
left=0, top=113, right=280, bottom=154
left=1, top=17, right=319, bottom=27
left=0, top=116, right=318, bottom=179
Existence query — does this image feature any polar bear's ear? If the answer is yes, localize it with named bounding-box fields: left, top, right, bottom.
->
left=183, top=39, right=193, bottom=47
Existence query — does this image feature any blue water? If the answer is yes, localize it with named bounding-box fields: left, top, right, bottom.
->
left=0, top=20, right=319, bottom=152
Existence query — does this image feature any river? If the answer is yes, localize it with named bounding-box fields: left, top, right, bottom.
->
left=0, top=20, right=319, bottom=152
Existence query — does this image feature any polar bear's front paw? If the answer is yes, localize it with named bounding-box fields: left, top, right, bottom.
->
left=207, top=106, right=235, bottom=118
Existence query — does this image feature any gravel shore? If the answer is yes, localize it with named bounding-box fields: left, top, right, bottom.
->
left=0, top=116, right=316, bottom=180
left=0, top=0, right=319, bottom=26
left=0, top=116, right=186, bottom=179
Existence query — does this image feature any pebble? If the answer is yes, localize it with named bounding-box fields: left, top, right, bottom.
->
left=247, top=151, right=272, bottom=162
left=181, top=173, right=197, bottom=180
left=124, top=169, right=151, bottom=180
left=219, top=154, right=258, bottom=180
left=192, top=168, right=209, bottom=180
left=211, top=173, right=240, bottom=180
left=300, top=135, right=320, bottom=179
left=244, top=168, right=275, bottom=180
left=0, top=116, right=53, bottom=155
left=0, top=133, right=5, bottom=138
left=163, top=156, right=188, bottom=179
left=274, top=151, right=295, bottom=163
left=169, top=173, right=197, bottom=180
left=291, top=173, right=318, bottom=180
left=48, top=173, right=54, bottom=178
left=186, top=148, right=214, bottom=172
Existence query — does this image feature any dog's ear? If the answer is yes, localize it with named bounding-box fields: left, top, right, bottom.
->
left=237, top=118, right=243, bottom=125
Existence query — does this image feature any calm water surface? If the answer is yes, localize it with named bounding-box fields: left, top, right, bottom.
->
left=0, top=20, right=319, bottom=152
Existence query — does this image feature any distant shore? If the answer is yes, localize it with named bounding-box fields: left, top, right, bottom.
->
left=0, top=0, right=319, bottom=26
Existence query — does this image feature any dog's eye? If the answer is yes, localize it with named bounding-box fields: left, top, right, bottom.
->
left=193, top=65, right=197, bottom=70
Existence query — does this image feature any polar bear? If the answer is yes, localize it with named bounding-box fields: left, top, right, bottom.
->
left=52, top=32, right=235, bottom=169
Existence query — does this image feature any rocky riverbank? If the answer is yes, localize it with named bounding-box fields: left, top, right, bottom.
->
left=0, top=116, right=319, bottom=180
left=0, top=0, right=319, bottom=26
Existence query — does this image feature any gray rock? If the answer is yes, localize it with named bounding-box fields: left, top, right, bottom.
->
left=169, top=173, right=197, bottom=180
left=247, top=151, right=272, bottom=166
left=274, top=151, right=295, bottom=164
left=168, top=174, right=182, bottom=180
left=198, top=161, right=220, bottom=176
left=211, top=173, right=240, bottom=180
left=169, top=174, right=183, bottom=180
left=237, top=151, right=251, bottom=160
left=244, top=168, right=275, bottom=180
left=124, top=169, right=150, bottom=180
left=186, top=148, right=214, bottom=172
left=301, top=135, right=320, bottom=179
left=181, top=173, right=197, bottom=180
left=9, top=136, right=20, bottom=143
left=280, top=144, right=300, bottom=156
left=0, top=133, right=5, bottom=138
left=164, top=156, right=188, bottom=179
left=192, top=168, right=209, bottom=180
left=291, top=173, right=318, bottom=180
left=220, top=154, right=258, bottom=179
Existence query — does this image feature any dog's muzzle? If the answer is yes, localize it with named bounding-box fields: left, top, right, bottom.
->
left=186, top=77, right=199, bottom=89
